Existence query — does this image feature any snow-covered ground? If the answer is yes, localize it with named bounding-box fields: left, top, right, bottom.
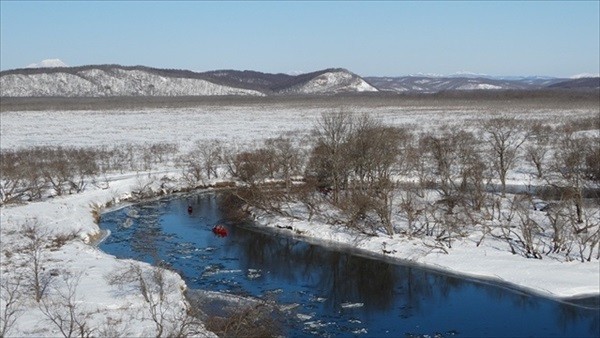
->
left=1, top=100, right=598, bottom=336
left=1, top=104, right=593, bottom=151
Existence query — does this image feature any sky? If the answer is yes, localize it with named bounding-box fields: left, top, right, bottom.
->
left=1, top=1, right=599, bottom=77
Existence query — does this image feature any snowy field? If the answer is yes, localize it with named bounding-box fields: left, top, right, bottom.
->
left=2, top=101, right=596, bottom=151
left=1, top=97, right=599, bottom=337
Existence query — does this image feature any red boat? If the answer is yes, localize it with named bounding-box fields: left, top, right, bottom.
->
left=212, top=225, right=228, bottom=237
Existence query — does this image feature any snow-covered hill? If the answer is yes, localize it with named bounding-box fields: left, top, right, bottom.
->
left=0, top=67, right=265, bottom=97
left=279, top=69, right=378, bottom=94
left=0, top=65, right=377, bottom=97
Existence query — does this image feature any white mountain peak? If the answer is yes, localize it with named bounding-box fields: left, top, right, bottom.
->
left=570, top=73, right=600, bottom=79
left=26, top=59, right=68, bottom=68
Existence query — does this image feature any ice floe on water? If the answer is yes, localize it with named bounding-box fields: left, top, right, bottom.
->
left=310, top=296, right=327, bottom=303
left=297, top=313, right=314, bottom=321
left=246, top=268, right=262, bottom=279
left=340, top=302, right=364, bottom=309
left=201, top=264, right=242, bottom=277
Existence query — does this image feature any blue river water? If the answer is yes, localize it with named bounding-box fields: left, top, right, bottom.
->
left=99, top=192, right=600, bottom=337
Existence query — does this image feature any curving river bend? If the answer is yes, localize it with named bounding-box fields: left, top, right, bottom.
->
left=99, top=192, right=600, bottom=337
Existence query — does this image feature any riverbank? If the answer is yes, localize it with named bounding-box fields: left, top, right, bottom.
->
left=1, top=169, right=598, bottom=336
left=0, top=171, right=218, bottom=337
left=249, top=201, right=600, bottom=301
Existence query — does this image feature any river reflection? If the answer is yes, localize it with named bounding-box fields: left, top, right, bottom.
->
left=100, top=193, right=600, bottom=337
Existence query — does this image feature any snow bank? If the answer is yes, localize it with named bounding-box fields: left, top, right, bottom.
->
left=0, top=172, right=217, bottom=337
left=252, top=212, right=600, bottom=300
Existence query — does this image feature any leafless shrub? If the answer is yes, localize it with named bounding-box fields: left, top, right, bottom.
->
left=569, top=206, right=600, bottom=262
left=50, top=231, right=80, bottom=249
left=131, top=176, right=157, bottom=200
left=149, top=142, right=179, bottom=166
left=196, top=140, right=223, bottom=180
left=481, top=117, right=528, bottom=195
left=0, top=150, right=29, bottom=204
left=397, top=184, right=426, bottom=238
left=205, top=301, right=283, bottom=338
left=177, top=152, right=205, bottom=188
left=290, top=177, right=322, bottom=221
left=265, top=136, right=303, bottom=193
left=39, top=272, right=94, bottom=338
left=547, top=132, right=595, bottom=223
left=545, top=201, right=571, bottom=254
left=337, top=191, right=379, bottom=235
left=230, top=148, right=275, bottom=185
left=96, top=316, right=132, bottom=338
left=310, top=111, right=354, bottom=204
left=524, top=122, right=553, bottom=178
left=492, top=196, right=544, bottom=258
left=106, top=263, right=204, bottom=337
left=232, top=184, right=298, bottom=220
left=0, top=274, right=23, bottom=338
left=514, top=197, right=544, bottom=259
left=19, top=220, right=54, bottom=302
left=420, top=129, right=487, bottom=213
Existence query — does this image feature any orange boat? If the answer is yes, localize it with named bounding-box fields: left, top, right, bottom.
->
left=212, top=225, right=228, bottom=237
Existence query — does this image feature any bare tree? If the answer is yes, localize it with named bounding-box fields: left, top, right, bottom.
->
left=545, top=201, right=571, bottom=254
left=482, top=117, right=528, bottom=195
left=397, top=183, right=425, bottom=238
left=205, top=301, right=282, bottom=338
left=20, top=220, right=53, bottom=302
left=177, top=149, right=205, bottom=187
left=524, top=122, right=552, bottom=178
left=420, top=129, right=485, bottom=214
left=106, top=263, right=204, bottom=337
left=39, top=273, right=94, bottom=338
left=198, top=140, right=223, bottom=180
left=346, top=117, right=407, bottom=235
left=0, top=274, right=23, bottom=338
left=514, top=196, right=543, bottom=259
left=265, top=136, right=303, bottom=194
left=67, top=148, right=99, bottom=194
left=42, top=148, right=73, bottom=196
left=230, top=149, right=273, bottom=185
left=310, top=111, right=354, bottom=204
left=548, top=131, right=595, bottom=223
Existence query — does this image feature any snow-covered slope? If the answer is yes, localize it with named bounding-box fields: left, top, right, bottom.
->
left=280, top=69, right=378, bottom=94
left=0, top=66, right=378, bottom=97
left=0, top=67, right=265, bottom=97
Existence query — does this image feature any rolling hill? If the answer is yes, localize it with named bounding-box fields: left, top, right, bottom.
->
left=0, top=65, right=377, bottom=97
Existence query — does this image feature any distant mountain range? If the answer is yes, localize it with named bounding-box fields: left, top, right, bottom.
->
left=364, top=76, right=599, bottom=93
left=0, top=64, right=597, bottom=97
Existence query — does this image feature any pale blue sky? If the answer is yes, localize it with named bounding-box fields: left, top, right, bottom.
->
left=1, top=1, right=599, bottom=77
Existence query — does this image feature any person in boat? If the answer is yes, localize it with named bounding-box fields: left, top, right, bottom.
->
left=187, top=205, right=193, bottom=214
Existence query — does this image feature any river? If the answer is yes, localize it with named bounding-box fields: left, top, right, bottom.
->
left=99, top=192, right=600, bottom=337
